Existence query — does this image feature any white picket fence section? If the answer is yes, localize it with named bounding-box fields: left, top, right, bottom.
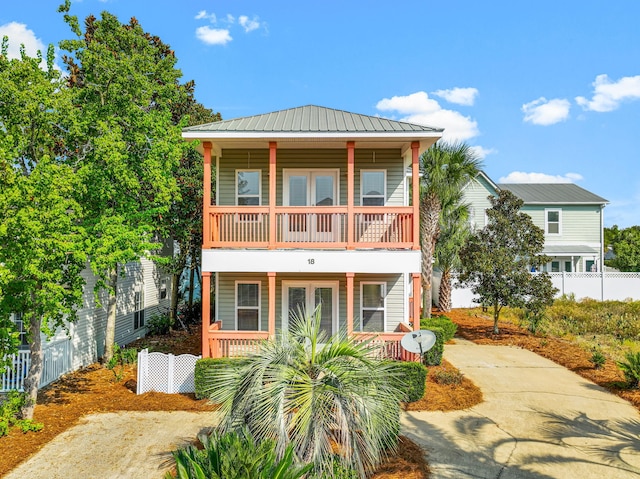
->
left=1, top=338, right=73, bottom=392
left=136, top=349, right=200, bottom=394
left=444, top=272, right=640, bottom=309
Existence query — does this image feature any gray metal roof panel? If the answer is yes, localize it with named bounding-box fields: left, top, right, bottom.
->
left=183, top=105, right=443, bottom=134
left=498, top=183, right=608, bottom=204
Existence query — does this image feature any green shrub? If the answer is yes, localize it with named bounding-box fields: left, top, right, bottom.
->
left=590, top=349, right=606, bottom=370
left=422, top=327, right=444, bottom=366
left=106, top=344, right=137, bottom=381
left=194, top=357, right=243, bottom=400
left=147, top=313, right=171, bottom=336
left=0, top=391, right=43, bottom=437
left=432, top=368, right=464, bottom=386
left=618, top=351, right=640, bottom=388
left=421, top=316, right=457, bottom=342
left=167, top=428, right=313, bottom=479
left=393, top=361, right=428, bottom=402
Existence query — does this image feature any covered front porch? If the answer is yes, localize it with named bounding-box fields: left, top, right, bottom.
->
left=200, top=270, right=422, bottom=361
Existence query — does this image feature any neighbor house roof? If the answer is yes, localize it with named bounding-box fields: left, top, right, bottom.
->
left=498, top=183, right=608, bottom=205
left=183, top=105, right=443, bottom=136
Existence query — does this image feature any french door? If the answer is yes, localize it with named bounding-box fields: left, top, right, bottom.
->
left=283, top=170, right=339, bottom=242
left=283, top=282, right=338, bottom=337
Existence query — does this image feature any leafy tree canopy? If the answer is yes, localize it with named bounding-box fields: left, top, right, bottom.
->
left=604, top=225, right=640, bottom=272
left=458, top=190, right=557, bottom=333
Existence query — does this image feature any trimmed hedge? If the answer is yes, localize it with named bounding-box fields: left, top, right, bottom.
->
left=422, top=326, right=444, bottom=366
left=393, top=361, right=428, bottom=402
left=420, top=315, right=457, bottom=342
left=194, top=357, right=243, bottom=399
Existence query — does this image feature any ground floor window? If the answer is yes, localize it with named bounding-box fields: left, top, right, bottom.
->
left=236, top=281, right=260, bottom=330
left=12, top=313, right=29, bottom=350
left=360, top=282, right=386, bottom=332
left=134, top=291, right=145, bottom=329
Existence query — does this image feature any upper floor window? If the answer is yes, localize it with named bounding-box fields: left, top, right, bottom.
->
left=159, top=279, right=168, bottom=300
left=12, top=313, right=29, bottom=350
left=545, top=209, right=562, bottom=235
left=236, top=281, right=260, bottom=331
left=360, top=282, right=386, bottom=332
left=361, top=170, right=386, bottom=206
left=236, top=170, right=261, bottom=205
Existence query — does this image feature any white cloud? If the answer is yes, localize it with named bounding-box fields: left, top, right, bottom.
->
left=239, top=15, right=260, bottom=33
left=226, top=14, right=236, bottom=24
left=522, top=97, right=571, bottom=126
left=499, top=171, right=584, bottom=183
left=470, top=146, right=497, bottom=159
left=0, top=22, right=46, bottom=60
left=195, top=10, right=216, bottom=22
left=376, top=91, right=479, bottom=142
left=195, top=26, right=232, bottom=46
left=576, top=74, right=640, bottom=112
left=433, top=87, right=478, bottom=106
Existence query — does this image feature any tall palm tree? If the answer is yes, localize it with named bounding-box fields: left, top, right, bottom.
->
left=435, top=194, right=471, bottom=313
left=419, top=141, right=481, bottom=318
left=203, top=307, right=403, bottom=478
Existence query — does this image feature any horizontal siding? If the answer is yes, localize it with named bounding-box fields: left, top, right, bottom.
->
left=217, top=272, right=405, bottom=333
left=462, top=176, right=497, bottom=231
left=522, top=205, right=602, bottom=243
left=217, top=148, right=405, bottom=206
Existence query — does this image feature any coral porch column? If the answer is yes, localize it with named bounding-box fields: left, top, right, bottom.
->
left=346, top=272, right=354, bottom=334
left=411, top=141, right=420, bottom=251
left=269, top=142, right=277, bottom=249
left=201, top=272, right=211, bottom=357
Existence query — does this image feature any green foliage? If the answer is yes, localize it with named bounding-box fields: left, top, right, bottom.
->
left=604, top=225, right=640, bottom=272
left=432, top=367, right=464, bottom=386
left=422, top=327, right=445, bottom=366
left=0, top=391, right=43, bottom=437
left=590, top=349, right=606, bottom=370
left=458, top=190, right=557, bottom=333
left=419, top=141, right=482, bottom=316
left=106, top=344, right=137, bottom=381
left=421, top=316, right=457, bottom=342
left=167, top=428, right=313, bottom=479
left=393, top=361, right=428, bottom=402
left=618, top=352, right=640, bottom=388
left=194, top=358, right=242, bottom=400
left=147, top=313, right=171, bottom=336
left=205, top=307, right=403, bottom=478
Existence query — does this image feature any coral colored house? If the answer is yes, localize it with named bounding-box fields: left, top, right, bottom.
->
left=182, top=105, right=442, bottom=358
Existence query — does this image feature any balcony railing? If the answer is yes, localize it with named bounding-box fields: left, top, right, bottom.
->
left=206, top=206, right=415, bottom=249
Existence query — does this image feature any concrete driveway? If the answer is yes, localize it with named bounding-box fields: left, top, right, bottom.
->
left=402, top=339, right=640, bottom=479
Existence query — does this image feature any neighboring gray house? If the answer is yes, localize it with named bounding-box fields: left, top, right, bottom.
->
left=463, top=171, right=608, bottom=273
left=3, top=257, right=172, bottom=392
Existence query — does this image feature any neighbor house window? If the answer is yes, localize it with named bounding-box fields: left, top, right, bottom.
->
left=160, top=279, right=168, bottom=300
left=236, top=170, right=261, bottom=205
left=545, top=209, right=561, bottom=235
left=236, top=281, right=260, bottom=330
left=134, top=291, right=145, bottom=329
left=361, top=170, right=386, bottom=206
left=12, top=313, right=29, bottom=350
left=360, top=282, right=386, bottom=332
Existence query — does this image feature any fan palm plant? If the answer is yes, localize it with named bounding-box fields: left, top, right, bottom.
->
left=419, top=141, right=481, bottom=317
left=202, top=306, right=404, bottom=478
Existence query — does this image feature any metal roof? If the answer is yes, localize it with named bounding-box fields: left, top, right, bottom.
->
left=183, top=105, right=443, bottom=135
left=498, top=183, right=608, bottom=205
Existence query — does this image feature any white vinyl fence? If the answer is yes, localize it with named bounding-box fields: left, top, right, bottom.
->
left=1, top=338, right=73, bottom=392
left=136, top=349, right=200, bottom=394
left=439, top=272, right=640, bottom=309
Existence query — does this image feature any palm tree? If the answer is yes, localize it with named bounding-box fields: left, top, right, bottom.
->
left=203, top=307, right=403, bottom=478
left=419, top=141, right=481, bottom=318
left=435, top=195, right=471, bottom=312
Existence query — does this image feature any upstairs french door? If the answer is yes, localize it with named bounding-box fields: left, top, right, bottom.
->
left=283, top=169, right=339, bottom=242
left=283, top=282, right=338, bottom=337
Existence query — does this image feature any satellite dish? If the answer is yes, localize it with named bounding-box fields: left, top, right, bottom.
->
left=401, top=330, right=437, bottom=354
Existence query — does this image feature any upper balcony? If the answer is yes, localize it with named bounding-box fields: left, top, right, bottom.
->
left=204, top=205, right=415, bottom=249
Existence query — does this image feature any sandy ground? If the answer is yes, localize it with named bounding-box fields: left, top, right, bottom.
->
left=3, top=411, right=212, bottom=479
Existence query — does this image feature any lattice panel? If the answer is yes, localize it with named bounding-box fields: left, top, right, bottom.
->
left=137, top=349, right=200, bottom=394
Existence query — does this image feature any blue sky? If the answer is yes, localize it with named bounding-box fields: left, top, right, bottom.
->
left=2, top=1, right=640, bottom=227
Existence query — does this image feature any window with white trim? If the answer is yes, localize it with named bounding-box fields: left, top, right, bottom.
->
left=12, top=313, right=29, bottom=350
left=360, top=282, right=386, bottom=332
left=545, top=209, right=561, bottom=235
left=361, top=170, right=386, bottom=206
left=134, top=291, right=145, bottom=329
left=236, top=281, right=260, bottom=331
left=160, top=279, right=168, bottom=300
left=236, top=170, right=261, bottom=206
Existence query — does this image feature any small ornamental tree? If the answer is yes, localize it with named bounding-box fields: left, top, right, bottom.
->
left=605, top=225, right=640, bottom=272
left=458, top=190, right=557, bottom=334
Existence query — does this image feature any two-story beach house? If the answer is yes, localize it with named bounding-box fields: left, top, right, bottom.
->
left=463, top=171, right=608, bottom=273
left=182, top=105, right=443, bottom=358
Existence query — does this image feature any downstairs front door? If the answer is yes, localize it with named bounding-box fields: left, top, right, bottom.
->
left=283, top=282, right=338, bottom=337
